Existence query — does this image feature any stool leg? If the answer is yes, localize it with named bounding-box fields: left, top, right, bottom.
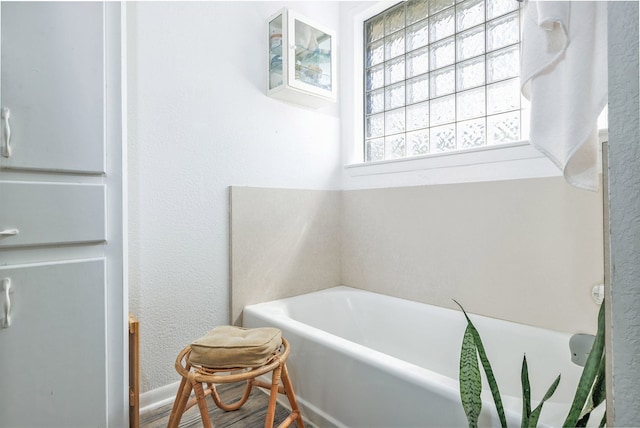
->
left=167, top=377, right=192, bottom=428
left=280, top=363, right=304, bottom=428
left=193, top=381, right=213, bottom=428
left=210, top=380, right=254, bottom=411
left=264, top=364, right=283, bottom=428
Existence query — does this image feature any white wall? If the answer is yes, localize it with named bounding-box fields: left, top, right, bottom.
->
left=127, top=1, right=341, bottom=393
left=607, top=2, right=640, bottom=425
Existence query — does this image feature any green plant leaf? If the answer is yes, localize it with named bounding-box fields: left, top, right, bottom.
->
left=575, top=354, right=607, bottom=427
left=460, top=324, right=482, bottom=428
left=529, top=374, right=561, bottom=428
left=576, top=412, right=591, bottom=427
left=563, top=302, right=606, bottom=427
left=468, top=321, right=508, bottom=427
left=454, top=300, right=507, bottom=428
left=591, top=353, right=607, bottom=408
left=540, top=374, right=561, bottom=402
left=573, top=353, right=607, bottom=427
left=521, top=355, right=531, bottom=428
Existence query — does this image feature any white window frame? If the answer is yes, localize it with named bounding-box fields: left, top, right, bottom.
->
left=342, top=1, right=606, bottom=190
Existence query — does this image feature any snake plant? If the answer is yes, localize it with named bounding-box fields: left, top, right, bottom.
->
left=456, top=300, right=605, bottom=428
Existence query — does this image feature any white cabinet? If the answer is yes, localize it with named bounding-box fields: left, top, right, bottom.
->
left=0, top=2, right=125, bottom=427
left=267, top=9, right=337, bottom=108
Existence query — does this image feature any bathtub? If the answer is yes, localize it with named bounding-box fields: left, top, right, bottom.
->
left=243, top=286, right=595, bottom=428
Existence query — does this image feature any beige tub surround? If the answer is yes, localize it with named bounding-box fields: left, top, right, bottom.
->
left=231, top=176, right=603, bottom=335
left=341, top=176, right=604, bottom=334
left=230, top=187, right=342, bottom=325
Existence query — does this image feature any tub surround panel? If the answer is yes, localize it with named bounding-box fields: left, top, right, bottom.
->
left=230, top=187, right=342, bottom=325
left=341, top=176, right=604, bottom=334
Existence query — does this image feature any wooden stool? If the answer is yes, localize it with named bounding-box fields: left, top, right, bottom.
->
left=167, top=337, right=304, bottom=428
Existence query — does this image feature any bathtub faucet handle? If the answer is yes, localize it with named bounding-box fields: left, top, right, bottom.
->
left=569, top=333, right=595, bottom=367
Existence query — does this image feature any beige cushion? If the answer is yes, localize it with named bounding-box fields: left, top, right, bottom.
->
left=189, top=326, right=282, bottom=368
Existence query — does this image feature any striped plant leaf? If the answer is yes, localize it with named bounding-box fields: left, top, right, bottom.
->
left=576, top=353, right=607, bottom=427
left=591, top=354, right=607, bottom=408
left=576, top=412, right=591, bottom=427
left=454, top=300, right=507, bottom=428
left=563, top=302, right=606, bottom=427
left=521, top=355, right=531, bottom=428
left=460, top=325, right=482, bottom=428
left=576, top=353, right=607, bottom=426
left=528, top=374, right=561, bottom=428
left=466, top=319, right=508, bottom=427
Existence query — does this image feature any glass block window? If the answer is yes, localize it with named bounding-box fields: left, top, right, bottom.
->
left=364, top=0, right=525, bottom=162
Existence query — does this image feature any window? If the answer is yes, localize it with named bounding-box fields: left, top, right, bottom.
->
left=363, top=0, right=526, bottom=162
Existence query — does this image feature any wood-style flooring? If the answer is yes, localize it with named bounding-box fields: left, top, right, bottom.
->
left=140, top=381, right=315, bottom=428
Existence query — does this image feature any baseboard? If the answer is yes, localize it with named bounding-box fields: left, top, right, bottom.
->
left=139, top=380, right=181, bottom=416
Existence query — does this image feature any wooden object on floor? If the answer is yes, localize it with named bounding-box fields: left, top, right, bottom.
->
left=139, top=381, right=306, bottom=428
left=129, top=313, right=140, bottom=428
left=167, top=337, right=304, bottom=428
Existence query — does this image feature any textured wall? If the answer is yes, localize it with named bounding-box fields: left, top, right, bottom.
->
left=607, top=2, right=640, bottom=425
left=341, top=177, right=604, bottom=334
left=230, top=187, right=342, bottom=325
left=127, top=1, right=341, bottom=393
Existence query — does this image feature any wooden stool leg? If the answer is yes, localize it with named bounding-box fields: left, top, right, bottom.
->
left=210, top=380, right=254, bottom=411
left=167, top=377, right=192, bottom=428
left=280, top=363, right=304, bottom=428
left=264, top=364, right=284, bottom=428
left=193, top=381, right=213, bottom=428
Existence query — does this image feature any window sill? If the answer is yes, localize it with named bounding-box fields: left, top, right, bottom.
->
left=347, top=140, right=544, bottom=171
left=342, top=140, right=560, bottom=189
left=343, top=130, right=608, bottom=190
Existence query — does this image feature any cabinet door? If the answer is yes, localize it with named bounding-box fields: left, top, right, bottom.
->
left=0, top=259, right=107, bottom=427
left=0, top=2, right=105, bottom=173
left=286, top=10, right=337, bottom=100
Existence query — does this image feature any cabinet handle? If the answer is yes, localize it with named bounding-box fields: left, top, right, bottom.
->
left=2, top=107, right=11, bottom=158
left=0, top=229, right=19, bottom=237
left=2, top=278, right=12, bottom=328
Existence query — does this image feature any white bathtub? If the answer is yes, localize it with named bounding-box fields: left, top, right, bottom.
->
left=243, top=286, right=590, bottom=428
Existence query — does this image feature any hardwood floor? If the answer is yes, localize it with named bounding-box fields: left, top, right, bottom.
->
left=140, top=381, right=315, bottom=428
